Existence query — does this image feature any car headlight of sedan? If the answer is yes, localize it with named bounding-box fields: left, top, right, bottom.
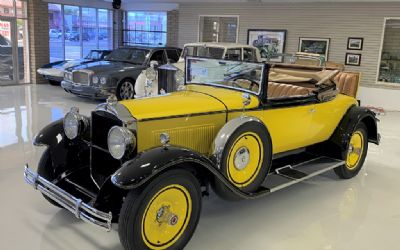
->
left=100, top=76, right=107, bottom=85
left=64, top=72, right=72, bottom=81
left=108, top=126, right=136, bottom=160
left=92, top=76, right=99, bottom=84
left=63, top=107, right=89, bottom=140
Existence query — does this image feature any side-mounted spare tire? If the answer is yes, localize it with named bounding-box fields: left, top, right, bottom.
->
left=212, top=120, right=272, bottom=200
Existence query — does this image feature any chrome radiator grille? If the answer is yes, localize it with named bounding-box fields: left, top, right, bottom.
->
left=73, top=71, right=90, bottom=85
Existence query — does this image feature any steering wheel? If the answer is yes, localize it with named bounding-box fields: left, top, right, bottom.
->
left=230, top=76, right=260, bottom=91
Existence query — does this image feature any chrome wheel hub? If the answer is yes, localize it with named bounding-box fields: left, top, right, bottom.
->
left=156, top=206, right=178, bottom=226
left=234, top=147, right=250, bottom=170
left=120, top=82, right=134, bottom=99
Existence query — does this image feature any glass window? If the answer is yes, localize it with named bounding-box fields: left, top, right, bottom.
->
left=82, top=8, right=97, bottom=57
left=124, top=12, right=167, bottom=46
left=48, top=4, right=63, bottom=62
left=48, top=4, right=113, bottom=62
left=64, top=5, right=80, bottom=60
left=243, top=48, right=256, bottom=62
left=225, top=48, right=241, bottom=61
left=98, top=9, right=113, bottom=50
left=199, top=16, right=238, bottom=43
left=149, top=50, right=166, bottom=65
left=0, top=0, right=15, bottom=17
left=107, top=48, right=149, bottom=65
left=183, top=46, right=225, bottom=59
left=378, top=18, right=400, bottom=84
left=166, top=49, right=179, bottom=63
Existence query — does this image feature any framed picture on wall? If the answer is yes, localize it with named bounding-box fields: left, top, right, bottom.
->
left=345, top=53, right=362, bottom=66
left=298, top=37, right=330, bottom=60
left=247, top=29, right=287, bottom=62
left=347, top=37, right=364, bottom=50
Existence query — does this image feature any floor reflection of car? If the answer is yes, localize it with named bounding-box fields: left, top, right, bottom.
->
left=61, top=46, right=182, bottom=100
left=37, top=49, right=112, bottom=85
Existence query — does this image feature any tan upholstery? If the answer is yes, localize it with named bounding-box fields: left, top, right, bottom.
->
left=334, top=72, right=360, bottom=98
left=268, top=82, right=311, bottom=98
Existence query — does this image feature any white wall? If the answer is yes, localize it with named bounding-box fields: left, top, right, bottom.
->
left=178, top=2, right=400, bottom=110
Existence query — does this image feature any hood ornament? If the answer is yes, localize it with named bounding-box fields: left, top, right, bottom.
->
left=107, top=94, right=118, bottom=107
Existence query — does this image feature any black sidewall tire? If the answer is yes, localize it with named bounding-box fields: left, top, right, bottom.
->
left=116, top=80, right=135, bottom=101
left=212, top=121, right=272, bottom=200
left=334, top=123, right=369, bottom=179
left=118, top=170, right=202, bottom=250
left=37, top=148, right=63, bottom=208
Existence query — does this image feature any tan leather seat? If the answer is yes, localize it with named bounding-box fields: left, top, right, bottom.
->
left=334, top=72, right=360, bottom=98
left=268, top=82, right=311, bottom=98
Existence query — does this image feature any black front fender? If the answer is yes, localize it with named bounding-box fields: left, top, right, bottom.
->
left=111, top=146, right=262, bottom=199
left=33, top=119, right=64, bottom=147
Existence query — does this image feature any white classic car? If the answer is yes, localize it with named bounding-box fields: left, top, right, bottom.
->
left=134, top=42, right=262, bottom=98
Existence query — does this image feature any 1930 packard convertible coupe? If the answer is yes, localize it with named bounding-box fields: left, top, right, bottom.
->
left=24, top=57, right=379, bottom=250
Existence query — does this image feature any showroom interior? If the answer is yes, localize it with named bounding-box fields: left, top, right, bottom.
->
left=1, top=0, right=400, bottom=249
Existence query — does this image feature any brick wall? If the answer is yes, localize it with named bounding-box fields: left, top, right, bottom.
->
left=27, top=0, right=49, bottom=84
left=167, top=10, right=179, bottom=47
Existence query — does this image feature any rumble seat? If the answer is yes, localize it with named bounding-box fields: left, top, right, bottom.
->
left=334, top=71, right=360, bottom=98
left=268, top=82, right=311, bottom=98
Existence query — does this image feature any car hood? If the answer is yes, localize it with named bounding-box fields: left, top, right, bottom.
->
left=69, top=60, right=144, bottom=74
left=119, top=84, right=260, bottom=121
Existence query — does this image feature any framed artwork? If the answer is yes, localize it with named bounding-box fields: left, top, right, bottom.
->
left=347, top=37, right=364, bottom=50
left=247, top=29, right=287, bottom=62
left=345, top=53, right=362, bottom=66
left=298, top=37, right=330, bottom=60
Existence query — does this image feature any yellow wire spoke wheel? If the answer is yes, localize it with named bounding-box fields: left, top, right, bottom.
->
left=227, top=132, right=264, bottom=188
left=346, top=131, right=364, bottom=170
left=142, top=184, right=192, bottom=249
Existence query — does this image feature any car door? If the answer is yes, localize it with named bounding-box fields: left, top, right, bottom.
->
left=258, top=103, right=316, bottom=154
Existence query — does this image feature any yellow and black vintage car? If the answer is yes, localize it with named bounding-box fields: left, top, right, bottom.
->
left=24, top=57, right=379, bottom=250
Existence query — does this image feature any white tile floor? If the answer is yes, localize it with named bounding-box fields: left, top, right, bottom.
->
left=1, top=84, right=400, bottom=250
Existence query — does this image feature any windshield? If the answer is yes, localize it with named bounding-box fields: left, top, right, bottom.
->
left=186, top=57, right=264, bottom=95
left=106, top=48, right=150, bottom=64
left=85, top=50, right=102, bottom=60
left=182, top=46, right=225, bottom=59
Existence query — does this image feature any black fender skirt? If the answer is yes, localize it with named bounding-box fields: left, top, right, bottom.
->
left=111, top=146, right=267, bottom=199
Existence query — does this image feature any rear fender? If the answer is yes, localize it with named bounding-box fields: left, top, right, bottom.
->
left=331, top=105, right=380, bottom=152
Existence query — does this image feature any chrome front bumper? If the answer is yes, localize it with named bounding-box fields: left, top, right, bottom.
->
left=24, top=165, right=112, bottom=231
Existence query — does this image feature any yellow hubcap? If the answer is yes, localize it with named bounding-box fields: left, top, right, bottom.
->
left=346, top=131, right=364, bottom=170
left=227, top=132, right=264, bottom=187
left=142, top=184, right=192, bottom=249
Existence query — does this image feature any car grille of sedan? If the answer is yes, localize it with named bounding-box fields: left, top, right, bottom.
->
left=73, top=71, right=90, bottom=85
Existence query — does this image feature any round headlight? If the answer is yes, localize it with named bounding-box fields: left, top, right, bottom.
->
left=63, top=107, right=89, bottom=140
left=108, top=126, right=136, bottom=160
left=64, top=111, right=79, bottom=139
left=92, top=76, right=99, bottom=84
left=100, top=76, right=107, bottom=84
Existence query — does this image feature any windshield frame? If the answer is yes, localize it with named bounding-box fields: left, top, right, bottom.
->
left=105, top=48, right=150, bottom=65
left=181, top=46, right=226, bottom=60
left=184, top=56, right=269, bottom=101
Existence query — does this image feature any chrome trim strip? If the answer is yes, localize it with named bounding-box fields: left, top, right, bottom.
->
left=24, top=165, right=112, bottom=231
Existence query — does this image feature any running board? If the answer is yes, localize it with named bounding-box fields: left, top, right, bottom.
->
left=262, top=156, right=344, bottom=193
